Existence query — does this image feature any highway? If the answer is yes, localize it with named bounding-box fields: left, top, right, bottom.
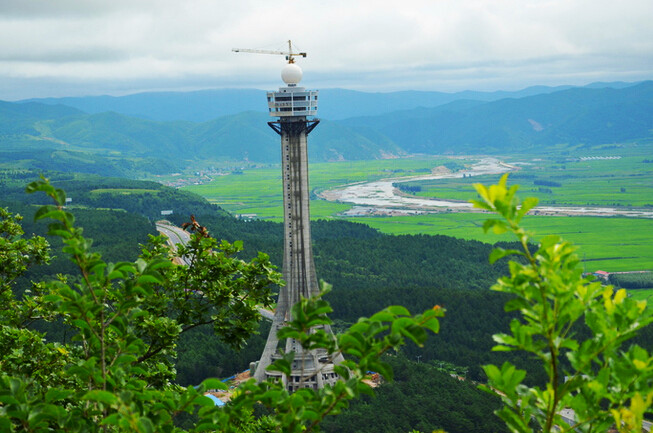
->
left=156, top=220, right=275, bottom=321
left=156, top=221, right=192, bottom=265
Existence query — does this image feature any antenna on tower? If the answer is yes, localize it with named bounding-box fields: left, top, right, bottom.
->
left=232, top=40, right=307, bottom=64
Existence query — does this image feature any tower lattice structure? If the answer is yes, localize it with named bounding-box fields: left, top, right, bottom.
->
left=251, top=63, right=341, bottom=391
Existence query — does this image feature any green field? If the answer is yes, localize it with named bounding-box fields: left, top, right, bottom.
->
left=401, top=146, right=653, bottom=208
left=183, top=149, right=653, bottom=272
left=185, top=169, right=283, bottom=217
left=343, top=212, right=653, bottom=272
left=629, top=288, right=653, bottom=304
left=184, top=156, right=464, bottom=219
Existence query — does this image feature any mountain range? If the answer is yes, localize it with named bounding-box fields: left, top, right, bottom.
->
left=1, top=81, right=651, bottom=176
left=23, top=81, right=638, bottom=122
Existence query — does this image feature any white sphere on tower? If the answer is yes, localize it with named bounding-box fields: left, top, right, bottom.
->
left=281, top=63, right=303, bottom=85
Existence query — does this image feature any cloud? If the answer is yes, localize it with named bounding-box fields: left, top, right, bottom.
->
left=0, top=0, right=651, bottom=99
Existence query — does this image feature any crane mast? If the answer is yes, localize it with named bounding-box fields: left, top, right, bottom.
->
left=232, top=40, right=306, bottom=63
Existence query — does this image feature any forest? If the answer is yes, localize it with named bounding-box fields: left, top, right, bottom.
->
left=609, top=272, right=653, bottom=289
left=1, top=170, right=221, bottom=220
left=320, top=356, right=508, bottom=433
left=2, top=169, right=652, bottom=432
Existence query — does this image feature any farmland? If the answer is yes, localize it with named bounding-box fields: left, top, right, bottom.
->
left=399, top=149, right=653, bottom=208
left=184, top=156, right=460, bottom=218
left=343, top=213, right=653, bottom=272
left=183, top=146, right=653, bottom=272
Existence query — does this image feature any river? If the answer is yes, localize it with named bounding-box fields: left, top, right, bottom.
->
left=319, top=157, right=653, bottom=219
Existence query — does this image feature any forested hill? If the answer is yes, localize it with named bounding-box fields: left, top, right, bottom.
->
left=1, top=82, right=651, bottom=177
left=6, top=170, right=650, bottom=387
left=1, top=171, right=227, bottom=284
left=167, top=211, right=532, bottom=382
left=22, top=81, right=637, bottom=121
left=1, top=171, right=224, bottom=220
left=0, top=103, right=404, bottom=174
left=341, top=80, right=653, bottom=154
left=320, top=356, right=508, bottom=433
left=3, top=170, right=518, bottom=384
left=5, top=171, right=653, bottom=433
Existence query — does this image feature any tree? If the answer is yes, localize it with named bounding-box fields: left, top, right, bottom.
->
left=0, top=177, right=443, bottom=432
left=474, top=174, right=653, bottom=433
left=5, top=174, right=650, bottom=433
left=0, top=206, right=50, bottom=326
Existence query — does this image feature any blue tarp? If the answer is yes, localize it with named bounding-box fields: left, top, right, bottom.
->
left=204, top=394, right=225, bottom=406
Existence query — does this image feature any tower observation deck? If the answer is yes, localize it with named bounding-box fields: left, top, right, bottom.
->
left=251, top=63, right=342, bottom=391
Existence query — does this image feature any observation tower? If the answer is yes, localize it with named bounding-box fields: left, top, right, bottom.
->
left=249, top=57, right=341, bottom=391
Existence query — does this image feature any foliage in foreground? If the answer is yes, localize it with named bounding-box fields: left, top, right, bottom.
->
left=474, top=174, right=653, bottom=433
left=1, top=174, right=652, bottom=433
left=0, top=177, right=443, bottom=432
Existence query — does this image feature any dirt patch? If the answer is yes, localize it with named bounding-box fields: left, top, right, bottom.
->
left=431, top=165, right=452, bottom=175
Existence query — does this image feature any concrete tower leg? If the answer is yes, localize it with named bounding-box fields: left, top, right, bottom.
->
left=253, top=116, right=342, bottom=390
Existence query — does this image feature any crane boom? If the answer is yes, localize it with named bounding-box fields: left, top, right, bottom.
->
left=232, top=40, right=306, bottom=63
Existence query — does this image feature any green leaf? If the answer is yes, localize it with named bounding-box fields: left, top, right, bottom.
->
left=400, top=324, right=427, bottom=346
left=472, top=183, right=490, bottom=203
left=504, top=298, right=530, bottom=312
left=102, top=414, right=120, bottom=427
left=25, top=178, right=55, bottom=195
left=390, top=317, right=413, bottom=334
left=34, top=205, right=62, bottom=222
left=482, top=219, right=508, bottom=235
left=369, top=311, right=395, bottom=322
left=82, top=390, right=118, bottom=406
left=201, top=378, right=227, bottom=391
left=491, top=221, right=508, bottom=234
left=195, top=422, right=220, bottom=432
left=516, top=197, right=539, bottom=221
left=45, top=388, right=73, bottom=403
left=470, top=198, right=493, bottom=211
left=107, top=270, right=126, bottom=280
left=421, top=317, right=440, bottom=334
left=386, top=305, right=410, bottom=316
left=268, top=357, right=292, bottom=376
left=195, top=395, right=216, bottom=408
left=489, top=248, right=523, bottom=264
left=137, top=274, right=162, bottom=285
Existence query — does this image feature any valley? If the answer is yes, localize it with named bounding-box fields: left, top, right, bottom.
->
left=321, top=156, right=653, bottom=218
left=3, top=2, right=653, bottom=430
left=183, top=144, right=653, bottom=273
left=2, top=80, right=652, bottom=432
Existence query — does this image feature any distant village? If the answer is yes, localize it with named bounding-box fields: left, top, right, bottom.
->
left=156, top=165, right=256, bottom=188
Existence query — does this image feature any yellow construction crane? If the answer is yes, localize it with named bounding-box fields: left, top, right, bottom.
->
left=232, top=40, right=306, bottom=64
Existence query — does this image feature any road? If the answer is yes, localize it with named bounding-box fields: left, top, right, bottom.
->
left=156, top=220, right=275, bottom=321
left=156, top=221, right=192, bottom=265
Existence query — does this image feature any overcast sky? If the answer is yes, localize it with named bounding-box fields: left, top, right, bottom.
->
left=1, top=0, right=652, bottom=100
